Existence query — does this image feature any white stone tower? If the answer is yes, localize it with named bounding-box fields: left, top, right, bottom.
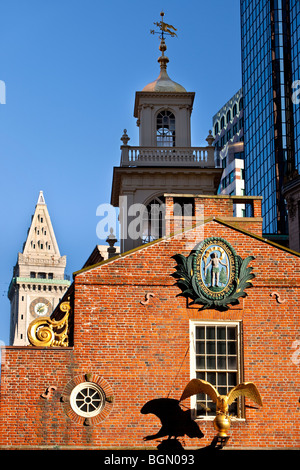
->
left=111, top=12, right=222, bottom=253
left=8, top=191, right=71, bottom=345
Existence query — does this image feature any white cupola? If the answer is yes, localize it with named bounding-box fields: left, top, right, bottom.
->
left=134, top=12, right=195, bottom=147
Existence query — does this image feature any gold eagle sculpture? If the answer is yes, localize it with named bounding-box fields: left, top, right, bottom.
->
left=180, top=378, right=263, bottom=438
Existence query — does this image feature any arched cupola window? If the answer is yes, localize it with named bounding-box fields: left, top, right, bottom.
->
left=239, top=98, right=243, bottom=112
left=156, top=110, right=175, bottom=147
left=214, top=122, right=219, bottom=136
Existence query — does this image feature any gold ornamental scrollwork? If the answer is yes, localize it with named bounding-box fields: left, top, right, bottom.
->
left=27, top=301, right=71, bottom=347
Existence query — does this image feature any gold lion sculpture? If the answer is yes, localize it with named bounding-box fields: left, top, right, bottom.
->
left=180, top=378, right=263, bottom=438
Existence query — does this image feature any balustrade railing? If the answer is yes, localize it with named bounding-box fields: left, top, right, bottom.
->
left=120, top=146, right=215, bottom=167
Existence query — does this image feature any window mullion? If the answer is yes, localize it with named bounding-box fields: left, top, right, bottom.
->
left=192, top=321, right=241, bottom=419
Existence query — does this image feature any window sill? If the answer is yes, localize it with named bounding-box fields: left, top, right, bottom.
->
left=195, top=416, right=246, bottom=422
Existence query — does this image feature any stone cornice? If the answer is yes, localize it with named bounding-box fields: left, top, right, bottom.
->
left=14, top=277, right=71, bottom=285
left=17, top=253, right=66, bottom=266
left=7, top=277, right=70, bottom=299
left=110, top=166, right=222, bottom=206
left=134, top=91, right=195, bottom=117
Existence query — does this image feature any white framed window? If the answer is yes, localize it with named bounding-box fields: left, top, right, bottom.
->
left=70, top=382, right=106, bottom=418
left=156, top=110, right=176, bottom=147
left=189, top=320, right=243, bottom=420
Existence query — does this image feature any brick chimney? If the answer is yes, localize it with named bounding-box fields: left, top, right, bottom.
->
left=164, top=194, right=263, bottom=238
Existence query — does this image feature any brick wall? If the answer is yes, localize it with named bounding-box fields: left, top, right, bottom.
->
left=165, top=195, right=263, bottom=237
left=0, top=217, right=299, bottom=449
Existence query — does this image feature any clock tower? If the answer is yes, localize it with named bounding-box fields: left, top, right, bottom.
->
left=8, top=191, right=71, bottom=345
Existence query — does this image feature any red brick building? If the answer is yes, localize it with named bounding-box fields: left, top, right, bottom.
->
left=0, top=194, right=300, bottom=450
left=1, top=18, right=300, bottom=451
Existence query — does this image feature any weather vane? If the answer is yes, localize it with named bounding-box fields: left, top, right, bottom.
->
left=150, top=11, right=177, bottom=39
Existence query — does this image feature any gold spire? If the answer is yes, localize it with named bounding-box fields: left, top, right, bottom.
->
left=152, top=10, right=175, bottom=69
left=143, top=11, right=186, bottom=93
left=157, top=34, right=169, bottom=71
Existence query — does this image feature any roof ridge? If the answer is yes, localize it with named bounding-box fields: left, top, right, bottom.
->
left=73, top=216, right=300, bottom=277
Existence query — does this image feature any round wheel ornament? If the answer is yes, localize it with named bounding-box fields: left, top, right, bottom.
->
left=61, top=373, right=114, bottom=426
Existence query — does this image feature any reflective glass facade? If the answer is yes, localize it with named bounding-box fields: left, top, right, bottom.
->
left=241, top=0, right=299, bottom=236
left=290, top=0, right=300, bottom=171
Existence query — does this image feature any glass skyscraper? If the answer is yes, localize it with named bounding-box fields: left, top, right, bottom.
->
left=290, top=1, right=300, bottom=170
left=241, top=0, right=300, bottom=239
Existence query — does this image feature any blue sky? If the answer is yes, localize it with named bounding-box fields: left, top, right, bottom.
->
left=0, top=0, right=241, bottom=345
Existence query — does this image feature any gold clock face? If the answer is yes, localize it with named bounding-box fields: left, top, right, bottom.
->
left=30, top=297, right=52, bottom=317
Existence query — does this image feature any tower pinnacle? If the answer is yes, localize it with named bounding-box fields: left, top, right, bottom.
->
left=37, top=190, right=46, bottom=205
left=143, top=11, right=186, bottom=93
left=8, top=191, right=70, bottom=345
left=151, top=10, right=177, bottom=70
